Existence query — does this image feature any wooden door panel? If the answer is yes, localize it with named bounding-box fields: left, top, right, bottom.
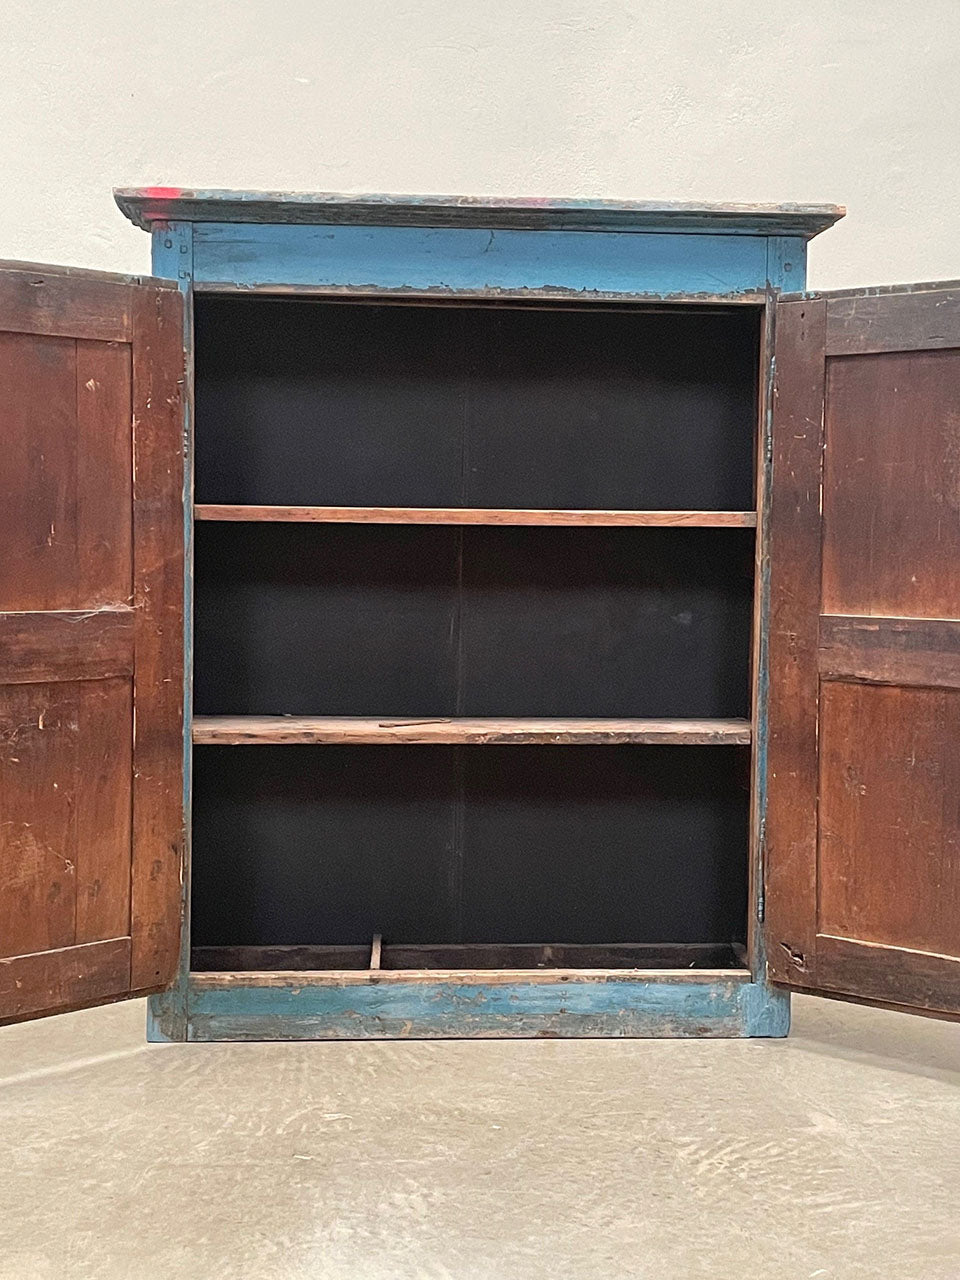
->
left=767, top=284, right=960, bottom=1016
left=818, top=682, right=960, bottom=957
left=0, top=680, right=133, bottom=954
left=822, top=348, right=960, bottom=618
left=0, top=333, right=133, bottom=610
left=0, top=263, right=183, bottom=1023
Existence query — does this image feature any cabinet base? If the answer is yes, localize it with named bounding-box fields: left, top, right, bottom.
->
left=147, top=974, right=789, bottom=1041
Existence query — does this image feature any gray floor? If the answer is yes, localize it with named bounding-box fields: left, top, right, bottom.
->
left=0, top=996, right=958, bottom=1279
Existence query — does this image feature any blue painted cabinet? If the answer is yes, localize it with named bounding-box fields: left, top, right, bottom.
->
left=8, top=191, right=958, bottom=1038
left=133, top=191, right=835, bottom=1041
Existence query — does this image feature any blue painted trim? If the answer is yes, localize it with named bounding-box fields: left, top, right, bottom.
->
left=191, top=223, right=770, bottom=298
left=146, top=221, right=194, bottom=1044
left=766, top=237, right=806, bottom=291
left=131, top=211, right=812, bottom=1042
left=185, top=977, right=788, bottom=1040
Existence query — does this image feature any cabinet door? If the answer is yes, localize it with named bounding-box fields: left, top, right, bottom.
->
left=766, top=282, right=960, bottom=1016
left=0, top=262, right=184, bottom=1022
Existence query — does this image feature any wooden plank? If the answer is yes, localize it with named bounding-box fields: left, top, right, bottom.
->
left=825, top=287, right=960, bottom=355
left=74, top=679, right=133, bottom=945
left=369, top=934, right=382, bottom=972
left=764, top=298, right=826, bottom=984
left=0, top=265, right=132, bottom=342
left=76, top=340, right=133, bottom=605
left=190, top=968, right=749, bottom=988
left=817, top=682, right=960, bottom=961
left=815, top=936, right=960, bottom=1016
left=115, top=188, right=844, bottom=237
left=820, top=615, right=960, bottom=689
left=821, top=348, right=960, bottom=619
left=195, top=504, right=758, bottom=527
left=0, top=609, right=134, bottom=683
left=191, top=224, right=771, bottom=298
left=0, top=683, right=79, bottom=958
left=191, top=942, right=746, bottom=973
left=181, top=974, right=788, bottom=1040
left=0, top=937, right=131, bottom=1021
left=191, top=715, right=753, bottom=746
left=0, top=332, right=78, bottom=611
left=129, top=284, right=185, bottom=992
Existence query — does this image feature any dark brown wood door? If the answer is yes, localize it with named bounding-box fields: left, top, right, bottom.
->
left=766, top=282, right=960, bottom=1016
left=0, top=262, right=184, bottom=1022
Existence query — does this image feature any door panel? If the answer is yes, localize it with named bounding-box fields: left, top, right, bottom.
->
left=766, top=283, right=960, bottom=1016
left=0, top=262, right=184, bottom=1023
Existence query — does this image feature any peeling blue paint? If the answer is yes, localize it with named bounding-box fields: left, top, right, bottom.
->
left=185, top=976, right=789, bottom=1041
left=192, top=224, right=770, bottom=297
left=133, top=196, right=816, bottom=1042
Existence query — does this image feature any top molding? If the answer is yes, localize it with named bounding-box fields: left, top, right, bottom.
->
left=115, top=188, right=845, bottom=239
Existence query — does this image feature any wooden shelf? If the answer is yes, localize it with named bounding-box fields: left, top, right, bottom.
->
left=192, top=716, right=752, bottom=746
left=195, top=504, right=757, bottom=528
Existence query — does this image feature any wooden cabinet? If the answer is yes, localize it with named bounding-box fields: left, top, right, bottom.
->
left=1, top=192, right=958, bottom=1039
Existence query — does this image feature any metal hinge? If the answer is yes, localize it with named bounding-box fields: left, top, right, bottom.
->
left=757, top=816, right=766, bottom=922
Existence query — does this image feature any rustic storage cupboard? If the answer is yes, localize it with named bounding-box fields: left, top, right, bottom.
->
left=1, top=189, right=959, bottom=1041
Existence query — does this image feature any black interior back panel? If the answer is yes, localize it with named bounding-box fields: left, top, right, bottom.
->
left=195, top=297, right=759, bottom=510
left=191, top=745, right=749, bottom=948
left=194, top=523, right=754, bottom=718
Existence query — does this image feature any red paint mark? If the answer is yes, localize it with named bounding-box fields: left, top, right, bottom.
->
left=143, top=186, right=183, bottom=200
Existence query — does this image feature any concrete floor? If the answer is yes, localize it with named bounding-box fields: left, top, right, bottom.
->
left=0, top=997, right=958, bottom=1279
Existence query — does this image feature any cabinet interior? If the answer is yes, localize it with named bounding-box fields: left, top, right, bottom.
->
left=190, top=294, right=761, bottom=974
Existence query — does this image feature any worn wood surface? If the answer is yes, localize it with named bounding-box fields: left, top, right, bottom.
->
left=825, top=286, right=960, bottom=355
left=818, top=683, right=960, bottom=959
left=191, top=715, right=752, bottom=746
left=190, top=223, right=774, bottom=298
left=819, top=615, right=960, bottom=689
left=195, top=504, right=758, bottom=527
left=814, top=936, right=960, bottom=1016
left=0, top=263, right=184, bottom=1023
left=766, top=283, right=960, bottom=1017
left=0, top=937, right=131, bottom=1022
left=173, top=973, right=789, bottom=1040
left=0, top=265, right=132, bottom=342
left=129, top=284, right=185, bottom=992
left=764, top=298, right=825, bottom=983
left=115, top=187, right=844, bottom=237
left=0, top=609, right=133, bottom=683
left=822, top=349, right=960, bottom=617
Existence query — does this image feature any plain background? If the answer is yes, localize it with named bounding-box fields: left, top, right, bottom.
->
left=1, top=0, right=958, bottom=286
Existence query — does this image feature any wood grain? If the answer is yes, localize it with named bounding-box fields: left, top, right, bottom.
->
left=0, top=264, right=132, bottom=342
left=129, top=284, right=185, bottom=992
left=818, top=682, right=960, bottom=958
left=814, top=935, right=960, bottom=1016
left=764, top=298, right=825, bottom=983
left=819, top=615, right=960, bottom=689
left=195, top=504, right=758, bottom=527
left=825, top=286, right=960, bottom=356
left=0, top=683, right=80, bottom=958
left=822, top=348, right=960, bottom=619
left=0, top=264, right=184, bottom=1023
left=767, top=283, right=960, bottom=1019
left=0, top=938, right=130, bottom=1021
left=0, top=609, right=133, bottom=684
left=191, top=715, right=752, bottom=746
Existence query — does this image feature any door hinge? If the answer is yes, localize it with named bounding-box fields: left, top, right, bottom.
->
left=757, top=816, right=766, bottom=922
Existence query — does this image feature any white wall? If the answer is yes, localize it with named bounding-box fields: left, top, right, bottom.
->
left=2, top=0, right=958, bottom=288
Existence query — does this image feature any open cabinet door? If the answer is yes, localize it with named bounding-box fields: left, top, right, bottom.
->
left=0, top=262, right=184, bottom=1023
left=766, top=282, right=960, bottom=1016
